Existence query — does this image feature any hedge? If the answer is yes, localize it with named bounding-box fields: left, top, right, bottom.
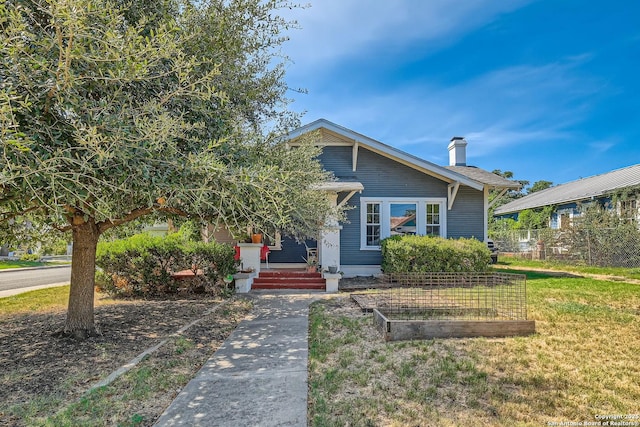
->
left=380, top=235, right=491, bottom=273
left=95, top=233, right=237, bottom=297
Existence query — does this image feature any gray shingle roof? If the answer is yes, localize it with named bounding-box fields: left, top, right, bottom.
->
left=445, top=166, right=522, bottom=189
left=494, top=164, right=640, bottom=215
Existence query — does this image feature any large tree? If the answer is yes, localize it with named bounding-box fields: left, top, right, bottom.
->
left=1, top=0, right=332, bottom=338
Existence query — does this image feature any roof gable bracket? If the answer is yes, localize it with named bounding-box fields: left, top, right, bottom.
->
left=488, top=188, right=509, bottom=209
left=338, top=190, right=359, bottom=208
left=352, top=142, right=359, bottom=172
left=448, top=182, right=461, bottom=210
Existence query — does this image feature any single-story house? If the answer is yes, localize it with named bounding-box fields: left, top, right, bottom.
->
left=227, top=119, right=518, bottom=277
left=494, top=164, right=640, bottom=228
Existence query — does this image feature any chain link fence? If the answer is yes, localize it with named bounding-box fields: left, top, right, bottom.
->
left=490, top=226, right=640, bottom=268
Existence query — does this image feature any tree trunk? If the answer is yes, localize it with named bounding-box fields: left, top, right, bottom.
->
left=64, top=218, right=100, bottom=339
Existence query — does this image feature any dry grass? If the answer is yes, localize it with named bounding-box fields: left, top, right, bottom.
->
left=0, top=285, right=119, bottom=316
left=0, top=288, right=253, bottom=426
left=309, top=272, right=640, bottom=426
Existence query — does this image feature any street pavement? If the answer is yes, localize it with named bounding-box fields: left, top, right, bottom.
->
left=0, top=265, right=71, bottom=297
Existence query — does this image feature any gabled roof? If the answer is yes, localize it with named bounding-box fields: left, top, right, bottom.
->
left=494, top=164, right=640, bottom=215
left=288, top=119, right=503, bottom=191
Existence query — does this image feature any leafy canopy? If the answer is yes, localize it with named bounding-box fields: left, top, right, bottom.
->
left=1, top=0, right=331, bottom=240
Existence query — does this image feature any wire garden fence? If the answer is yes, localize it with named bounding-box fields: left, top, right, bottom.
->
left=351, top=272, right=529, bottom=322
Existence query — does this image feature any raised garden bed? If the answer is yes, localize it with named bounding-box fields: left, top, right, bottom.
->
left=373, top=308, right=535, bottom=341
left=353, top=272, right=536, bottom=341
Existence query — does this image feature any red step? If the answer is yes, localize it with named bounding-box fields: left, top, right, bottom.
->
left=252, top=270, right=325, bottom=290
left=253, top=277, right=324, bottom=284
left=258, top=271, right=322, bottom=278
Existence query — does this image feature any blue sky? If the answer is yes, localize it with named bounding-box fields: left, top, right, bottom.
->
left=280, top=0, right=640, bottom=188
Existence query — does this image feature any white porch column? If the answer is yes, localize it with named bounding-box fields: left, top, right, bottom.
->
left=319, top=193, right=341, bottom=271
left=237, top=243, right=262, bottom=274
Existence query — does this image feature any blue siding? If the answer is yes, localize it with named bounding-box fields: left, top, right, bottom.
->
left=323, top=146, right=484, bottom=265
left=274, top=145, right=486, bottom=264
left=448, top=186, right=485, bottom=240
left=267, top=236, right=314, bottom=263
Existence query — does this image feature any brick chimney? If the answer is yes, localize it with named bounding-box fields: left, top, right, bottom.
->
left=448, top=137, right=467, bottom=166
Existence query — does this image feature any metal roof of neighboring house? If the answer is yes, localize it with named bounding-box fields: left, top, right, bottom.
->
left=288, top=119, right=517, bottom=191
left=446, top=166, right=522, bottom=189
left=494, top=163, right=640, bottom=215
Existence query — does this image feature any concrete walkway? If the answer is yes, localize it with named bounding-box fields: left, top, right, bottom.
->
left=154, top=291, right=320, bottom=427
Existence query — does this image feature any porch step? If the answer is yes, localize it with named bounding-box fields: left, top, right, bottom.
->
left=253, top=277, right=325, bottom=284
left=258, top=271, right=322, bottom=278
left=252, top=270, right=325, bottom=290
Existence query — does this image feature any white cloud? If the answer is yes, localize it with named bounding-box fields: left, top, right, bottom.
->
left=289, top=54, right=608, bottom=171
left=281, top=0, right=533, bottom=71
left=588, top=140, right=616, bottom=153
left=279, top=0, right=623, bottom=182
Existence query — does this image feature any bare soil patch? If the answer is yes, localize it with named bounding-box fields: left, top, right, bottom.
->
left=338, top=275, right=385, bottom=291
left=0, top=294, right=252, bottom=426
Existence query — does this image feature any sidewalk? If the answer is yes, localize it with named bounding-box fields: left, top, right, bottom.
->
left=154, top=291, right=320, bottom=427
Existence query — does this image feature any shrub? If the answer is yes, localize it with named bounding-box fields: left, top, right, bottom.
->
left=19, top=253, right=40, bottom=262
left=41, top=238, right=69, bottom=255
left=95, top=233, right=237, bottom=297
left=182, top=241, right=237, bottom=284
left=381, top=235, right=491, bottom=273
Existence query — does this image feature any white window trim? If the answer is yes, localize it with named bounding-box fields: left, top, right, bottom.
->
left=361, top=200, right=383, bottom=251
left=360, top=197, right=447, bottom=250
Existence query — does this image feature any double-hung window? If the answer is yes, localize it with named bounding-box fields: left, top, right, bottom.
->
left=425, top=203, right=441, bottom=236
left=360, top=197, right=446, bottom=250
left=365, top=202, right=381, bottom=247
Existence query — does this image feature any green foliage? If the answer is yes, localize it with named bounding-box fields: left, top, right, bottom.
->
left=561, top=203, right=640, bottom=267
left=19, top=253, right=40, bottom=262
left=96, top=234, right=183, bottom=296
left=41, top=238, right=70, bottom=256
left=527, top=180, right=553, bottom=194
left=176, top=220, right=203, bottom=242
left=490, top=207, right=553, bottom=234
left=488, top=170, right=554, bottom=232
left=512, top=207, right=553, bottom=230
left=0, top=260, right=48, bottom=270
left=182, top=240, right=236, bottom=285
left=95, top=233, right=237, bottom=297
left=380, top=235, right=491, bottom=273
left=1, top=0, right=330, bottom=240
left=1, top=0, right=330, bottom=332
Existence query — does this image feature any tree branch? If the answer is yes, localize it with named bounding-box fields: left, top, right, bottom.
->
left=0, top=206, right=42, bottom=223
left=53, top=223, right=72, bottom=232
left=97, top=205, right=189, bottom=233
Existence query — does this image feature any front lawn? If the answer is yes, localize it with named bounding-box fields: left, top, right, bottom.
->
left=0, top=260, right=51, bottom=270
left=309, top=272, right=640, bottom=426
left=497, top=256, right=640, bottom=281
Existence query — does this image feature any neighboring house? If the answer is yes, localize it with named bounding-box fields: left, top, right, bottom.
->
left=249, top=119, right=519, bottom=276
left=494, top=164, right=640, bottom=229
